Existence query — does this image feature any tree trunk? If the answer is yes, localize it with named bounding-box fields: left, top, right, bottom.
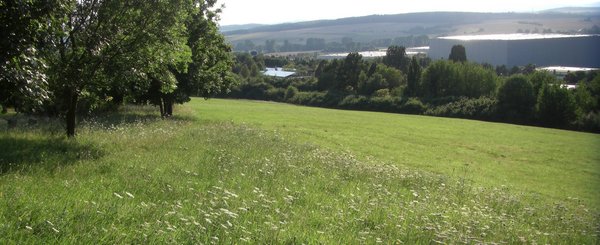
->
left=159, top=98, right=165, bottom=118
left=161, top=95, right=173, bottom=118
left=66, top=90, right=78, bottom=137
left=165, top=97, right=173, bottom=117
left=1, top=106, right=7, bottom=114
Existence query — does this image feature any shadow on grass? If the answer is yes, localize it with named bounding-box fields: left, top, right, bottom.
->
left=0, top=134, right=104, bottom=175
left=81, top=105, right=196, bottom=129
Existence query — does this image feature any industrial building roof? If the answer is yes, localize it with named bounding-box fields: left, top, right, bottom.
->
left=438, top=33, right=597, bottom=41
left=263, top=68, right=295, bottom=78
left=538, top=66, right=598, bottom=73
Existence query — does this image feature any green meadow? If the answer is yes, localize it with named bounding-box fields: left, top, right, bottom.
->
left=194, top=99, right=600, bottom=206
left=0, top=98, right=599, bottom=243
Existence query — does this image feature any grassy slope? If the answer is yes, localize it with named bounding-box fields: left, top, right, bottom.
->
left=193, top=99, right=600, bottom=206
left=0, top=101, right=598, bottom=243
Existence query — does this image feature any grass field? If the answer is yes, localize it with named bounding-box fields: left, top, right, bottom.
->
left=193, top=99, right=600, bottom=206
left=0, top=99, right=599, bottom=243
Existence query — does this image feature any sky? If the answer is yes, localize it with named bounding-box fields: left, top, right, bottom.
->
left=217, top=0, right=599, bottom=26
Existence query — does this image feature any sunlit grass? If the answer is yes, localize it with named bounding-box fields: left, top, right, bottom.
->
left=0, top=100, right=598, bottom=243
left=192, top=99, right=600, bottom=207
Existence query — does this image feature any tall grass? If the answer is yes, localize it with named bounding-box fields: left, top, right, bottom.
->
left=0, top=104, right=598, bottom=243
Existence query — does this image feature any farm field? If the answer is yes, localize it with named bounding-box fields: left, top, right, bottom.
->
left=0, top=99, right=598, bottom=243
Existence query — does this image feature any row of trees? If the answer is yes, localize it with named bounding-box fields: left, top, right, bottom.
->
left=227, top=45, right=600, bottom=132
left=1, top=0, right=234, bottom=137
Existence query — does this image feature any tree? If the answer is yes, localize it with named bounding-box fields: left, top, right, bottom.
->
left=132, top=1, right=234, bottom=117
left=367, top=63, right=377, bottom=77
left=336, top=52, right=363, bottom=91
left=383, top=45, right=408, bottom=72
left=358, top=73, right=387, bottom=96
left=0, top=47, right=49, bottom=113
left=406, top=56, right=421, bottom=97
left=528, top=70, right=557, bottom=98
left=456, top=62, right=497, bottom=98
left=448, top=45, right=467, bottom=63
left=180, top=0, right=235, bottom=101
left=536, top=83, right=576, bottom=128
left=374, top=64, right=404, bottom=89
left=316, top=60, right=339, bottom=91
left=565, top=71, right=587, bottom=84
left=314, top=60, right=326, bottom=78
left=420, top=60, right=458, bottom=98
left=497, top=75, right=536, bottom=122
left=43, top=0, right=195, bottom=137
left=0, top=0, right=57, bottom=112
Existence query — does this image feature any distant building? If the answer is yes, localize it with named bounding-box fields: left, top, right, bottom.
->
left=429, top=34, right=600, bottom=68
left=263, top=67, right=296, bottom=78
left=537, top=66, right=599, bottom=80
left=317, top=47, right=429, bottom=60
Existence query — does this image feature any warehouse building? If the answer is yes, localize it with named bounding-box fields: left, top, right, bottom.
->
left=428, top=34, right=600, bottom=68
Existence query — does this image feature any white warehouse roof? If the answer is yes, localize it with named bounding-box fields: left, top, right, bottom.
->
left=438, top=33, right=597, bottom=41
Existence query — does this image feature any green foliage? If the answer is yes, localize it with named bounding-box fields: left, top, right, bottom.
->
left=382, top=45, right=409, bottom=72
left=448, top=44, right=467, bottom=62
left=288, top=91, right=328, bottom=106
left=0, top=48, right=48, bottom=112
left=284, top=85, right=299, bottom=100
left=456, top=62, right=498, bottom=98
left=425, top=97, right=498, bottom=120
left=536, top=84, right=576, bottom=128
left=0, top=0, right=56, bottom=112
left=1, top=0, right=234, bottom=136
left=375, top=64, right=405, bottom=88
left=421, top=60, right=457, bottom=97
left=564, top=71, right=587, bottom=84
left=421, top=60, right=497, bottom=98
left=399, top=97, right=427, bottom=114
left=336, top=52, right=363, bottom=91
left=358, top=73, right=387, bottom=95
left=574, top=82, right=598, bottom=115
left=405, top=56, right=421, bottom=97
left=497, top=75, right=536, bottom=122
left=316, top=60, right=339, bottom=91
left=373, top=89, right=391, bottom=98
left=528, top=71, right=557, bottom=98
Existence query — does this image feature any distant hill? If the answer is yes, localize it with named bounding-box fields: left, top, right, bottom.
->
left=542, top=7, right=600, bottom=14
left=223, top=11, right=600, bottom=50
left=219, top=24, right=265, bottom=32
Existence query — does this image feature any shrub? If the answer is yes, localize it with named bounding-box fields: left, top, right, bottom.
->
left=573, top=111, right=600, bottom=133
left=497, top=75, right=536, bottom=123
left=289, top=92, right=327, bottom=106
left=373, top=89, right=391, bottom=98
left=536, top=84, right=576, bottom=128
left=368, top=96, right=399, bottom=112
left=338, top=95, right=369, bottom=110
left=284, top=86, right=299, bottom=101
left=265, top=87, right=285, bottom=101
left=425, top=97, right=498, bottom=120
left=399, top=97, right=428, bottom=114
